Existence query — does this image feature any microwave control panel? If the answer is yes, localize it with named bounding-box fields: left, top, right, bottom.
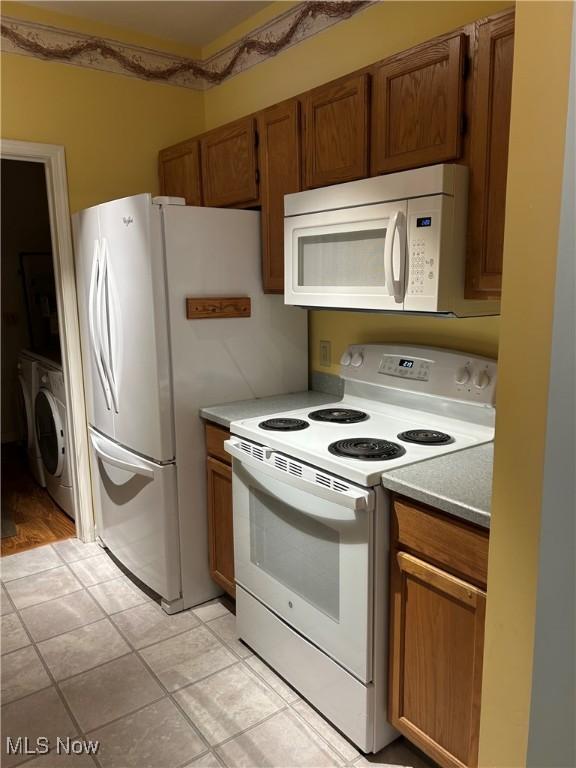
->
left=406, top=196, right=443, bottom=298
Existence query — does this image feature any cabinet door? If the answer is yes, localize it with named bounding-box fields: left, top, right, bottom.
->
left=302, top=74, right=369, bottom=189
left=390, top=551, right=485, bottom=768
left=465, top=11, right=514, bottom=298
left=206, top=457, right=235, bottom=597
left=200, top=117, right=259, bottom=207
left=258, top=100, right=302, bottom=293
left=371, top=34, right=467, bottom=175
left=158, top=139, right=202, bottom=205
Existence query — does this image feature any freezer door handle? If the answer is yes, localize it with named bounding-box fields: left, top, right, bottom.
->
left=89, top=240, right=112, bottom=410
left=89, top=429, right=155, bottom=478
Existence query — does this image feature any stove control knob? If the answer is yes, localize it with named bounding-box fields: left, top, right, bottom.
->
left=350, top=351, right=364, bottom=368
left=473, top=370, right=491, bottom=390
left=455, top=366, right=470, bottom=385
left=340, top=351, right=352, bottom=367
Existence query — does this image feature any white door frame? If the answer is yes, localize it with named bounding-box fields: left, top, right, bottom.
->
left=1, top=139, right=95, bottom=542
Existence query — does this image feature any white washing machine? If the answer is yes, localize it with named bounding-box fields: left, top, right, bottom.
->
left=16, top=351, right=46, bottom=487
left=35, top=361, right=75, bottom=520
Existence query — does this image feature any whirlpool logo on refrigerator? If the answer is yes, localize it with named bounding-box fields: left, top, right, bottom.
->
left=122, top=216, right=134, bottom=226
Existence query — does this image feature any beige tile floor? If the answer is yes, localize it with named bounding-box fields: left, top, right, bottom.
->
left=1, top=540, right=437, bottom=768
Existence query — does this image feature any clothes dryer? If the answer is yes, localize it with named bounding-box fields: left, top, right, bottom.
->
left=16, top=351, right=45, bottom=487
left=35, top=361, right=75, bottom=519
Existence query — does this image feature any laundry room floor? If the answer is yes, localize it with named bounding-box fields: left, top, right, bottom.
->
left=1, top=444, right=75, bottom=556
left=1, top=540, right=436, bottom=768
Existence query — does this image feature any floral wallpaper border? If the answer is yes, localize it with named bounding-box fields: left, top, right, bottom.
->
left=1, top=2, right=372, bottom=90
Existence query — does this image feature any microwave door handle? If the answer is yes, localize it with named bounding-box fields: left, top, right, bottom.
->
left=395, top=211, right=407, bottom=302
left=384, top=211, right=405, bottom=303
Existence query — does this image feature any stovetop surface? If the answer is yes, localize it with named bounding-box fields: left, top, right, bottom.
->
left=231, top=395, right=494, bottom=487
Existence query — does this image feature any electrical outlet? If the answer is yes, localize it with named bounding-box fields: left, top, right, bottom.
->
left=319, top=340, right=331, bottom=367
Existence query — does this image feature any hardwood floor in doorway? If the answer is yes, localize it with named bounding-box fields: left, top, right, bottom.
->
left=1, top=443, right=75, bottom=556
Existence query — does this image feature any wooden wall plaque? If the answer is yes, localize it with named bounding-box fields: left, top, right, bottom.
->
left=186, top=296, right=251, bottom=319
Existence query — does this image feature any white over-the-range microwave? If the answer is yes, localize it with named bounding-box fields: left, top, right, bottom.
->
left=284, top=163, right=499, bottom=316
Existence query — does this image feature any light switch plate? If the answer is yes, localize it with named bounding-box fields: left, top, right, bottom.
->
left=319, top=340, right=331, bottom=367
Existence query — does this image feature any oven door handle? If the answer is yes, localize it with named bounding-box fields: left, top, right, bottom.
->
left=225, top=439, right=374, bottom=513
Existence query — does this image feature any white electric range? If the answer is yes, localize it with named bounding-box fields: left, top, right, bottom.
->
left=225, top=344, right=497, bottom=753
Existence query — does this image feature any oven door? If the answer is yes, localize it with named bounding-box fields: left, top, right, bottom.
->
left=284, top=201, right=407, bottom=311
left=227, top=439, right=374, bottom=683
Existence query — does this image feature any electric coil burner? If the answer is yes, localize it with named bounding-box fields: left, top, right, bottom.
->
left=259, top=417, right=309, bottom=431
left=308, top=408, right=369, bottom=424
left=397, top=429, right=453, bottom=445
left=328, top=438, right=406, bottom=461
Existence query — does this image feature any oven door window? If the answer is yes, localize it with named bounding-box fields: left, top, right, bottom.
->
left=233, top=462, right=374, bottom=682
left=250, top=488, right=340, bottom=621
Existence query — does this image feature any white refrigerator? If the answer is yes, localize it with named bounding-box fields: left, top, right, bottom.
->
left=73, top=194, right=308, bottom=612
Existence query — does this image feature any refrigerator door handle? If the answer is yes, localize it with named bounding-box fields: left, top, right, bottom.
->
left=89, top=240, right=112, bottom=410
left=89, top=429, right=155, bottom=479
left=98, top=239, right=120, bottom=413
left=105, top=244, right=122, bottom=415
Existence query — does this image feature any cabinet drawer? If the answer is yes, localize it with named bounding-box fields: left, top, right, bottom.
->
left=205, top=423, right=231, bottom=465
left=392, top=497, right=489, bottom=587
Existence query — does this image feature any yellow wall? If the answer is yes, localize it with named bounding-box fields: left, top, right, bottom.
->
left=202, top=0, right=512, bottom=371
left=478, top=2, right=573, bottom=765
left=1, top=2, right=204, bottom=212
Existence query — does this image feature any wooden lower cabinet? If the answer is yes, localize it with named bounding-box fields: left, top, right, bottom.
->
left=389, top=498, right=488, bottom=768
left=205, top=423, right=235, bottom=597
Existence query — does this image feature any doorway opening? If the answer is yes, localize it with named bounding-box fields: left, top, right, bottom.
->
left=1, top=141, right=94, bottom=554
left=1, top=159, right=75, bottom=553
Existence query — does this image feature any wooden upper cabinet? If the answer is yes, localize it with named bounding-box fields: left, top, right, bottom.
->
left=466, top=11, right=514, bottom=298
left=258, top=100, right=302, bottom=293
left=158, top=139, right=202, bottom=206
left=200, top=117, right=259, bottom=207
left=302, top=73, right=369, bottom=189
left=371, top=33, right=467, bottom=175
left=390, top=552, right=486, bottom=768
